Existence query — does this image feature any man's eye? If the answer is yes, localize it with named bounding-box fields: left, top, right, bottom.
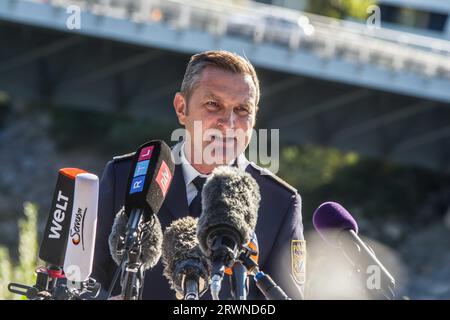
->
left=236, top=107, right=250, bottom=115
left=206, top=101, right=219, bottom=108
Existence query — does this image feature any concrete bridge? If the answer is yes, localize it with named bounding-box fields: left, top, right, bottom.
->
left=1, top=0, right=450, bottom=172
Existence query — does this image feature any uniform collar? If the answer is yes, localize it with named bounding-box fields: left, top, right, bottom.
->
left=174, top=141, right=250, bottom=188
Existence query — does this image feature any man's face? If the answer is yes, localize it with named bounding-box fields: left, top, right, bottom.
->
left=174, top=66, right=257, bottom=169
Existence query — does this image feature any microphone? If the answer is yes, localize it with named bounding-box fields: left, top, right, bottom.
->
left=124, top=140, right=175, bottom=220
left=233, top=234, right=291, bottom=300
left=229, top=262, right=248, bottom=300
left=108, top=140, right=174, bottom=299
left=61, top=172, right=102, bottom=299
left=161, top=216, right=210, bottom=300
left=313, top=201, right=396, bottom=300
left=40, top=168, right=88, bottom=266
left=64, top=173, right=99, bottom=283
left=108, top=208, right=163, bottom=271
left=9, top=168, right=101, bottom=300
left=226, top=232, right=258, bottom=300
left=197, top=166, right=260, bottom=300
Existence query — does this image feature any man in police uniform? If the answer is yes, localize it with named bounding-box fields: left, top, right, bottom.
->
left=92, top=50, right=306, bottom=300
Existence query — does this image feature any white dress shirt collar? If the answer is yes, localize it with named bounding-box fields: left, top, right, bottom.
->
left=176, top=141, right=249, bottom=204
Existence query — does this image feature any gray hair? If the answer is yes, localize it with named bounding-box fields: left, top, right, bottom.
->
left=180, top=50, right=260, bottom=107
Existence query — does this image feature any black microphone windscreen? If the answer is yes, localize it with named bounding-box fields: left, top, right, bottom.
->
left=125, top=140, right=175, bottom=220
left=197, top=166, right=260, bottom=257
left=162, top=217, right=210, bottom=295
left=109, top=207, right=163, bottom=270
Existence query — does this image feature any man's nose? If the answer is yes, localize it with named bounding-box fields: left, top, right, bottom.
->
left=218, top=110, right=236, bottom=130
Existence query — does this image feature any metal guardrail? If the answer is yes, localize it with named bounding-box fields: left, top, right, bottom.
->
left=24, top=0, right=450, bottom=80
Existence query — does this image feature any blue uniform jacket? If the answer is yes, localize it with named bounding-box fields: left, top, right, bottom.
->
left=92, top=146, right=305, bottom=300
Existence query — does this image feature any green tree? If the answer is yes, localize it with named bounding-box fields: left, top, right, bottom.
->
left=0, top=202, right=40, bottom=300
left=307, top=0, right=376, bottom=20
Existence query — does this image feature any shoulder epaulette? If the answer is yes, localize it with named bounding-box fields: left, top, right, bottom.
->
left=248, top=162, right=298, bottom=194
left=112, top=152, right=136, bottom=162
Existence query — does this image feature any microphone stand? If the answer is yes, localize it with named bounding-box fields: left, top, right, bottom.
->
left=229, top=261, right=248, bottom=300
left=338, top=230, right=396, bottom=300
left=184, top=279, right=199, bottom=300
left=176, top=259, right=209, bottom=300
left=8, top=265, right=101, bottom=300
left=118, top=209, right=145, bottom=300
left=208, top=229, right=241, bottom=300
left=236, top=247, right=291, bottom=300
left=180, top=263, right=201, bottom=300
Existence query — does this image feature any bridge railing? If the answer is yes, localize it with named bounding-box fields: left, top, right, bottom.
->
left=25, top=0, right=450, bottom=80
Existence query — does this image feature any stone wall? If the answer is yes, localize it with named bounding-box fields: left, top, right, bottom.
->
left=0, top=110, right=106, bottom=250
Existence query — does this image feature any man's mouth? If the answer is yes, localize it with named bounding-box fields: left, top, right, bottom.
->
left=210, top=135, right=237, bottom=145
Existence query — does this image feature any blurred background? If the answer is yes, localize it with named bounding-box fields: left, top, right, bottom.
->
left=0, top=0, right=449, bottom=299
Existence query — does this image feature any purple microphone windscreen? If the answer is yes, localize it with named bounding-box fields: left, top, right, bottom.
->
left=312, top=202, right=358, bottom=246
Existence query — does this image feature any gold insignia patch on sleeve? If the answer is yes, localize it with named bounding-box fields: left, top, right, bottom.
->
left=291, top=240, right=306, bottom=285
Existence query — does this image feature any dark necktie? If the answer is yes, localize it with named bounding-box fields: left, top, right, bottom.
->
left=188, top=176, right=207, bottom=218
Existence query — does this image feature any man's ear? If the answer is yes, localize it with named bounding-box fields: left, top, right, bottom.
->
left=173, top=92, right=187, bottom=126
